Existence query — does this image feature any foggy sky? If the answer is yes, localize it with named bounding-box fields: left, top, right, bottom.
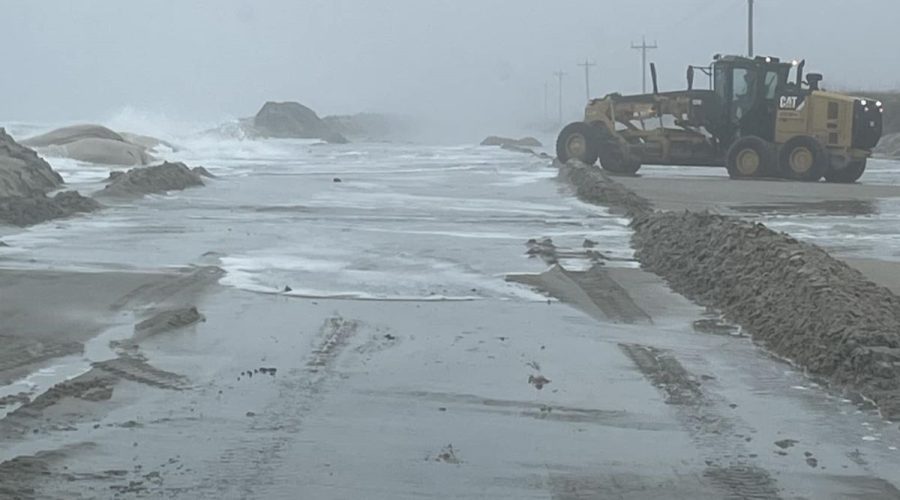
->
left=3, top=0, right=899, bottom=135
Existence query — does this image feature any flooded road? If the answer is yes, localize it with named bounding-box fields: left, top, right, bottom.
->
left=1, top=138, right=900, bottom=498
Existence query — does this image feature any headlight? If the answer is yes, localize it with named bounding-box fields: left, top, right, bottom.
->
left=860, top=99, right=868, bottom=106
left=876, top=101, right=883, bottom=107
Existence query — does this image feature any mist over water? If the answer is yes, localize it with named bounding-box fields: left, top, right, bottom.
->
left=3, top=0, right=899, bottom=142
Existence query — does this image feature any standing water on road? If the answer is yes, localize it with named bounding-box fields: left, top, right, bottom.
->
left=1, top=138, right=634, bottom=298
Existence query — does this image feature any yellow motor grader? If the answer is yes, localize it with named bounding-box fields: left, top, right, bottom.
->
left=556, top=55, right=883, bottom=182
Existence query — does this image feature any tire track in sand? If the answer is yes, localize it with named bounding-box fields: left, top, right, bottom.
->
left=619, top=343, right=782, bottom=500
left=200, top=315, right=359, bottom=498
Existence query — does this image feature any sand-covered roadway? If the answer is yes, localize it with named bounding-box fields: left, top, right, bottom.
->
left=1, top=136, right=900, bottom=499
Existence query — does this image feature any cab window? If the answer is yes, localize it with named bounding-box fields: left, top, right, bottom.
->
left=732, top=68, right=752, bottom=99
left=714, top=65, right=727, bottom=101
left=764, top=71, right=779, bottom=99
left=732, top=67, right=755, bottom=119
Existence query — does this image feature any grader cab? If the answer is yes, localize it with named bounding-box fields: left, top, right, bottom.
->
left=556, top=55, right=883, bottom=182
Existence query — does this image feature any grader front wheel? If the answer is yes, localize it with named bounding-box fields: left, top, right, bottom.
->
left=556, top=122, right=600, bottom=165
left=595, top=125, right=641, bottom=175
left=824, top=159, right=867, bottom=183
left=726, top=136, right=773, bottom=179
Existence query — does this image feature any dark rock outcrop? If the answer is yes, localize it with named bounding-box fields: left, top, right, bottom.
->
left=100, top=161, right=205, bottom=197
left=0, top=128, right=64, bottom=197
left=253, top=101, right=348, bottom=143
left=0, top=129, right=99, bottom=226
left=0, top=191, right=101, bottom=227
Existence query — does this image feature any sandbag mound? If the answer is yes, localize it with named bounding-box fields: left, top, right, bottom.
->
left=0, top=191, right=101, bottom=227
left=253, top=101, right=348, bottom=143
left=0, top=128, right=64, bottom=197
left=558, top=159, right=900, bottom=418
left=21, top=124, right=125, bottom=148
left=557, top=160, right=652, bottom=219
left=101, top=161, right=205, bottom=197
left=632, top=212, right=900, bottom=417
left=481, top=136, right=543, bottom=148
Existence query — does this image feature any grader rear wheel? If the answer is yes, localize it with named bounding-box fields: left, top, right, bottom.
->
left=779, top=135, right=827, bottom=182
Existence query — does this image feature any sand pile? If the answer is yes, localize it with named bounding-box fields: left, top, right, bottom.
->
left=101, top=161, right=205, bottom=197
left=558, top=160, right=900, bottom=418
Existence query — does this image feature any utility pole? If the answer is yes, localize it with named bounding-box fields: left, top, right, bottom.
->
left=554, top=70, right=566, bottom=125
left=577, top=59, right=596, bottom=101
left=631, top=36, right=658, bottom=93
left=747, top=0, right=754, bottom=57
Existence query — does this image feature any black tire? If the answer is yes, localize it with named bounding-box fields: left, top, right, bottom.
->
left=824, top=159, right=867, bottom=183
left=556, top=122, right=600, bottom=165
left=594, top=125, right=641, bottom=175
left=778, top=135, right=827, bottom=181
left=726, top=136, right=773, bottom=179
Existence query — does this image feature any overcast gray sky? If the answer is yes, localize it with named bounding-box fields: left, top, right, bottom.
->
left=3, top=0, right=899, bottom=133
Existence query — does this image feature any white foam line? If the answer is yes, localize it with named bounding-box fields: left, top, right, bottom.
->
left=238, top=285, right=483, bottom=302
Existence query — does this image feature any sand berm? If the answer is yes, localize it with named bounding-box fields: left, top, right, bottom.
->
left=559, top=160, right=900, bottom=419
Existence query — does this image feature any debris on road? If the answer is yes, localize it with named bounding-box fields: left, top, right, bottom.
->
left=528, top=374, right=550, bottom=390
left=775, top=439, right=798, bottom=449
left=430, top=444, right=461, bottom=464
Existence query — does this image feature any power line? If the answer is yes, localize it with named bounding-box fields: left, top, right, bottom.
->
left=631, top=36, right=658, bottom=94
left=577, top=59, right=596, bottom=101
left=553, top=70, right=566, bottom=126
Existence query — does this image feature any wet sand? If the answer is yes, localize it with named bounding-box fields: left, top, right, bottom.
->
left=0, top=269, right=182, bottom=385
left=843, top=257, right=900, bottom=295
left=5, top=275, right=900, bottom=499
